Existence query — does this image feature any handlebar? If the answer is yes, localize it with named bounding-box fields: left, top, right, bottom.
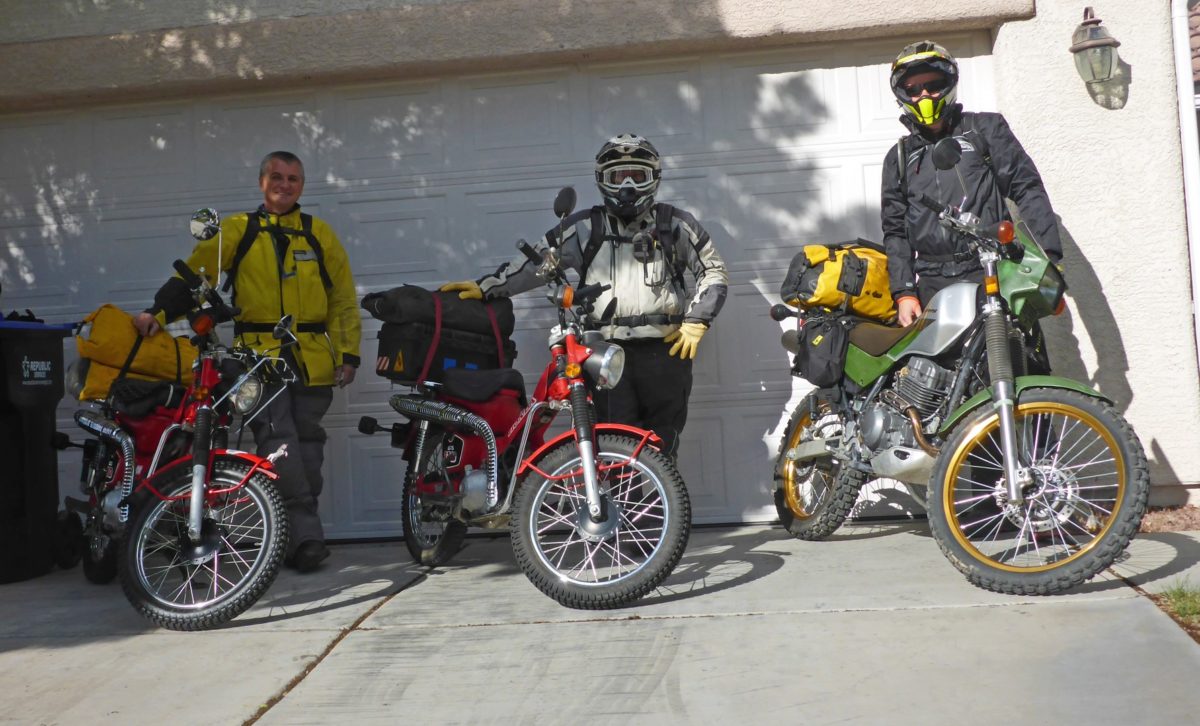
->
left=917, top=194, right=946, bottom=215
left=173, top=258, right=241, bottom=322
left=517, top=239, right=544, bottom=266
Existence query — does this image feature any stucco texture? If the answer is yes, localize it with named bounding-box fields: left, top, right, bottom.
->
left=0, top=0, right=1033, bottom=113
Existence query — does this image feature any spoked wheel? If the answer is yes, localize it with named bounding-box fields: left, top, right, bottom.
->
left=119, top=461, right=288, bottom=630
left=511, top=433, right=691, bottom=609
left=401, top=436, right=467, bottom=567
left=774, top=393, right=865, bottom=540
left=928, top=388, right=1149, bottom=595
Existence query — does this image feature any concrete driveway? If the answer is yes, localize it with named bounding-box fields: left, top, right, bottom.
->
left=3, top=523, right=1199, bottom=725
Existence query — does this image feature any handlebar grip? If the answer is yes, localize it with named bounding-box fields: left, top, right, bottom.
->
left=573, top=283, right=610, bottom=303
left=918, top=194, right=946, bottom=214
left=173, top=259, right=202, bottom=288
left=516, top=239, right=544, bottom=266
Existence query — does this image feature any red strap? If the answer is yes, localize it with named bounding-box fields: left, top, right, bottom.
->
left=484, top=303, right=506, bottom=367
left=417, top=293, right=443, bottom=384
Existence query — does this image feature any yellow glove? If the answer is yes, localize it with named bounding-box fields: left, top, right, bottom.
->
left=664, top=322, right=708, bottom=360
left=439, top=281, right=483, bottom=300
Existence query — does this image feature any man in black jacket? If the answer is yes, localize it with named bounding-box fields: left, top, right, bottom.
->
left=881, top=41, right=1064, bottom=332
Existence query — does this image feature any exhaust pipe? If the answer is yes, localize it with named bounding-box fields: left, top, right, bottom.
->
left=74, top=409, right=136, bottom=523
left=389, top=395, right=499, bottom=511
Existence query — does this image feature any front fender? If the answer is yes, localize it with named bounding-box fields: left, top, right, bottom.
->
left=140, top=449, right=279, bottom=493
left=517, top=424, right=663, bottom=476
left=938, top=375, right=1112, bottom=436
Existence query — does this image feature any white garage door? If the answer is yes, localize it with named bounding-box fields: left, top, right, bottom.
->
left=0, top=33, right=994, bottom=538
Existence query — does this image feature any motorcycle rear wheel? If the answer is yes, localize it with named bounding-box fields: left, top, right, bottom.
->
left=511, top=432, right=691, bottom=609
left=119, top=461, right=288, bottom=631
left=402, top=443, right=467, bottom=567
left=928, top=387, right=1149, bottom=595
left=774, top=393, right=865, bottom=540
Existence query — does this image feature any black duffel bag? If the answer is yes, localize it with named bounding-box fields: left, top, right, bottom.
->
left=363, top=285, right=518, bottom=385
left=361, top=285, right=515, bottom=337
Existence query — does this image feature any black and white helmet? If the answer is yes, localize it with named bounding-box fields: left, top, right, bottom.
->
left=595, top=133, right=661, bottom=220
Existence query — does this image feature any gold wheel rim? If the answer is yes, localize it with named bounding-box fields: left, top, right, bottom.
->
left=782, top=403, right=832, bottom=520
left=942, top=401, right=1126, bottom=573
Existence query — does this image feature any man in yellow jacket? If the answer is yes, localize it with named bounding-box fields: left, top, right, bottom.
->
left=134, top=150, right=361, bottom=572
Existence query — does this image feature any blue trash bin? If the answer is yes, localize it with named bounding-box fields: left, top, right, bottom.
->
left=0, top=320, right=73, bottom=583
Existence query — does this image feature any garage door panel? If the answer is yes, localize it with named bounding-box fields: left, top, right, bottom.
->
left=674, top=411, right=729, bottom=522
left=587, top=64, right=707, bottom=153
left=458, top=75, right=572, bottom=169
left=92, top=107, right=193, bottom=198
left=717, top=55, right=833, bottom=149
left=335, top=85, right=449, bottom=179
left=339, top=194, right=448, bottom=284
left=716, top=164, right=836, bottom=255
left=203, top=95, right=327, bottom=189
left=333, top=428, right=405, bottom=533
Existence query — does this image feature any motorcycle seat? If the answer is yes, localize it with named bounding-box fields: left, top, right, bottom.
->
left=849, top=320, right=923, bottom=357
left=442, top=367, right=526, bottom=406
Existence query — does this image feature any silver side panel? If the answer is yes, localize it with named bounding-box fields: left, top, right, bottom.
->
left=902, top=282, right=978, bottom=357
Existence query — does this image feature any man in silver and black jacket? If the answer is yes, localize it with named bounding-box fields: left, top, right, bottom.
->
left=442, top=133, right=728, bottom=458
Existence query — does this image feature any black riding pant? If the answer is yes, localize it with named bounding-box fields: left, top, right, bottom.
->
left=247, top=382, right=334, bottom=554
left=592, top=338, right=693, bottom=458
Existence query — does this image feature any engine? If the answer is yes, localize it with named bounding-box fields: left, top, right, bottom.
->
left=860, top=357, right=954, bottom=453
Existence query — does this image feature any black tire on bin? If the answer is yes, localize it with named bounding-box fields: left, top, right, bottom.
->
left=0, top=323, right=71, bottom=584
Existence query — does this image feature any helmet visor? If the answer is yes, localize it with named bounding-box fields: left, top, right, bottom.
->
left=599, top=164, right=656, bottom=191
left=900, top=75, right=951, bottom=99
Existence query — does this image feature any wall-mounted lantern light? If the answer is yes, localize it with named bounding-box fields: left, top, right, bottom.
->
left=1069, top=7, right=1121, bottom=84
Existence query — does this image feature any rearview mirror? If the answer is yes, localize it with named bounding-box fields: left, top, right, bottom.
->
left=189, top=208, right=221, bottom=241
left=273, top=314, right=297, bottom=344
left=553, top=187, right=577, bottom=219
left=930, top=138, right=963, bottom=172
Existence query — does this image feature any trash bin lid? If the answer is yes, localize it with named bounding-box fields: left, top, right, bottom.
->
left=0, top=321, right=75, bottom=334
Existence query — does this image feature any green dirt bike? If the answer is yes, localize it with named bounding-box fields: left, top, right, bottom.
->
left=770, top=138, right=1149, bottom=595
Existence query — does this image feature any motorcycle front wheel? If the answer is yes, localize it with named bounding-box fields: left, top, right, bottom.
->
left=402, top=439, right=467, bottom=567
left=119, top=460, right=288, bottom=631
left=928, top=387, right=1149, bottom=595
left=511, top=432, right=691, bottom=609
left=773, top=393, right=865, bottom=540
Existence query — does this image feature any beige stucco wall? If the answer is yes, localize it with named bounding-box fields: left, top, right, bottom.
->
left=0, top=0, right=1034, bottom=113
left=1, top=0, right=1197, bottom=500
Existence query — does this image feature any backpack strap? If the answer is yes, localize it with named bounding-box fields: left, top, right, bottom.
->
left=221, top=211, right=263, bottom=295
left=579, top=206, right=607, bottom=285
left=299, top=213, right=335, bottom=290
left=654, top=203, right=687, bottom=290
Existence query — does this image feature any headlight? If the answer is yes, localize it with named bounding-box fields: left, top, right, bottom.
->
left=1038, top=265, right=1067, bottom=315
left=231, top=375, right=264, bottom=415
left=583, top=341, right=625, bottom=390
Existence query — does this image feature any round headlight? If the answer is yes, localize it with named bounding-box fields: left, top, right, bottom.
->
left=231, top=375, right=263, bottom=415
left=583, top=341, right=625, bottom=390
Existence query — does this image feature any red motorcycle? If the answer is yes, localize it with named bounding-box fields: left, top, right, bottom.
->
left=67, top=209, right=292, bottom=630
left=360, top=188, right=691, bottom=609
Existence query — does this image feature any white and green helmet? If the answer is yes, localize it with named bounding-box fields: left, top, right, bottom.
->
left=890, top=41, right=959, bottom=126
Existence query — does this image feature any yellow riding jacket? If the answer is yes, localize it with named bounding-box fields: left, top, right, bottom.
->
left=154, top=206, right=361, bottom=387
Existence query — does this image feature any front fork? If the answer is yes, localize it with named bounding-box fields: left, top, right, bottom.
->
left=569, top=381, right=606, bottom=521
left=187, top=406, right=213, bottom=543
left=981, top=256, right=1027, bottom=504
